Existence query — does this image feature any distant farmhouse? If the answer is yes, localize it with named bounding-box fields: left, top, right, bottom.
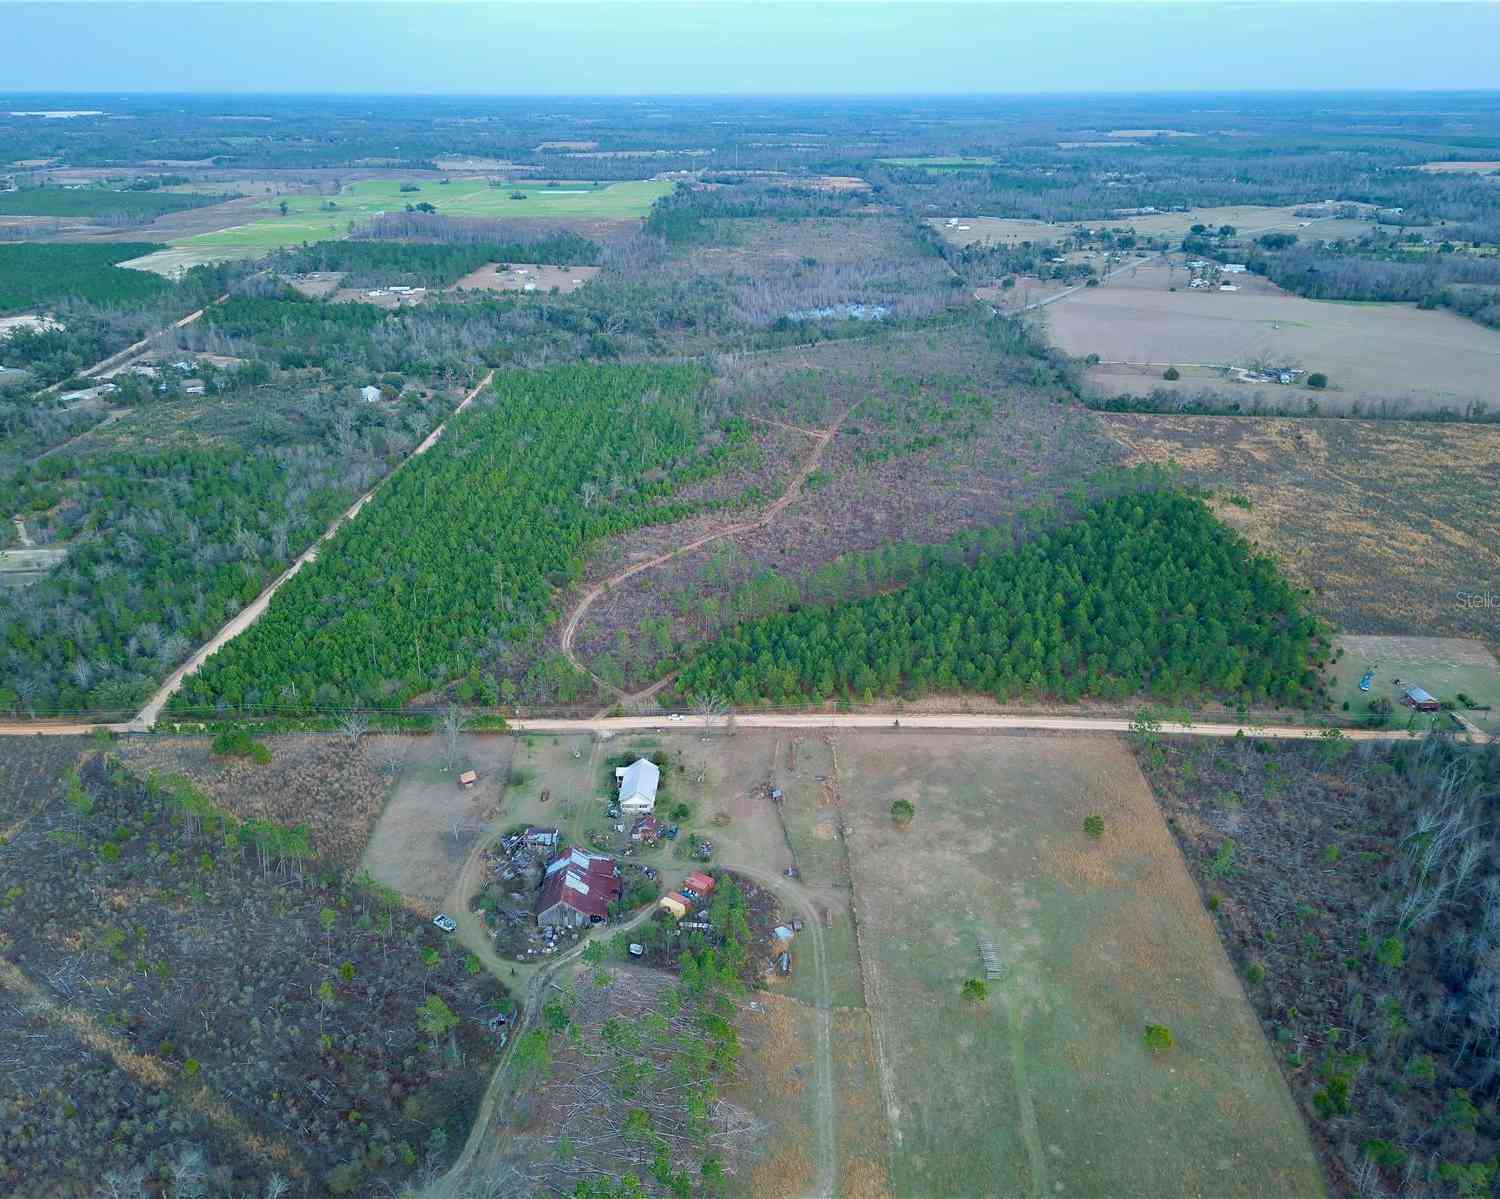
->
left=535, top=849, right=621, bottom=927
left=615, top=757, right=660, bottom=815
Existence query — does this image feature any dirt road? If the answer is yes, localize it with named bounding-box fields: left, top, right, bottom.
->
left=0, top=707, right=1480, bottom=744
left=128, top=369, right=496, bottom=728
left=558, top=402, right=859, bottom=699
left=723, top=861, right=840, bottom=1199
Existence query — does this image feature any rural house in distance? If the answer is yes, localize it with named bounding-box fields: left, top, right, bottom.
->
left=615, top=757, right=660, bottom=815
left=535, top=849, right=621, bottom=927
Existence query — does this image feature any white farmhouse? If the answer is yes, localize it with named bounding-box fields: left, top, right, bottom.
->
left=615, top=757, right=660, bottom=816
left=359, top=385, right=381, bottom=403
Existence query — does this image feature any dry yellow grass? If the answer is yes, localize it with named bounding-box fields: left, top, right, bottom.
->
left=1102, top=412, right=1500, bottom=654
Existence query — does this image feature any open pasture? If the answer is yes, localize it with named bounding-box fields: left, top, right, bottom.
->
left=930, top=203, right=1387, bottom=246
left=1326, top=635, right=1500, bottom=735
left=168, top=177, right=669, bottom=261
left=1049, top=261, right=1500, bottom=413
left=837, top=733, right=1323, bottom=1198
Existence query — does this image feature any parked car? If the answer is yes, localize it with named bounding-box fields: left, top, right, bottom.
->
left=433, top=913, right=457, bottom=933
left=667, top=713, right=685, bottom=721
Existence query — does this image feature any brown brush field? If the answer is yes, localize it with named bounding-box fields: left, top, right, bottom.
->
left=1101, top=412, right=1500, bottom=656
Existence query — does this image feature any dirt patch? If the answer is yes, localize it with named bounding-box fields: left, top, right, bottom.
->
left=358, top=733, right=514, bottom=905
left=449, top=261, right=599, bottom=295
left=115, top=733, right=396, bottom=871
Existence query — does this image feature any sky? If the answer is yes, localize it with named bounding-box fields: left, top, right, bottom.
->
left=5, top=2, right=1500, bottom=94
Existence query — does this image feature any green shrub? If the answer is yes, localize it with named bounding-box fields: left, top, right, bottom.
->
left=1361, top=1140, right=1407, bottom=1170
left=1144, top=1024, right=1174, bottom=1053
left=1162, top=366, right=1180, bottom=381
left=890, top=799, right=915, bottom=827
left=961, top=978, right=988, bottom=1004
left=1306, top=372, right=1328, bottom=389
left=1245, top=960, right=1266, bottom=985
left=1375, top=935, right=1405, bottom=971
left=1083, top=814, right=1104, bottom=839
left=211, top=729, right=272, bottom=764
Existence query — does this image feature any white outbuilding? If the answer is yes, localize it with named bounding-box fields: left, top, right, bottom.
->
left=615, top=757, right=660, bottom=815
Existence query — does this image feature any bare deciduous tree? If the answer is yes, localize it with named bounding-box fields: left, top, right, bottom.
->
left=442, top=703, right=471, bottom=771
left=338, top=708, right=371, bottom=747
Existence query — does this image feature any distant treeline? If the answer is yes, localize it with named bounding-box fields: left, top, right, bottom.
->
left=1088, top=389, right=1497, bottom=425
left=0, top=187, right=234, bottom=222
left=1220, top=244, right=1500, bottom=331
left=349, top=210, right=601, bottom=255
left=273, top=230, right=600, bottom=288
left=646, top=181, right=882, bottom=244
left=0, top=242, right=168, bottom=313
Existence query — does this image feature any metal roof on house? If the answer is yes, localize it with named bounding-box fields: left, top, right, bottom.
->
left=618, top=757, right=660, bottom=803
left=537, top=852, right=620, bottom=920
left=1404, top=687, right=1437, bottom=704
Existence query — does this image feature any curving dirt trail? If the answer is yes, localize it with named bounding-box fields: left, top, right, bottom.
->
left=559, top=402, right=859, bottom=703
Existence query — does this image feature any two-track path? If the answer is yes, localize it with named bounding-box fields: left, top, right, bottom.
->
left=558, top=402, right=858, bottom=703
left=127, top=369, right=496, bottom=729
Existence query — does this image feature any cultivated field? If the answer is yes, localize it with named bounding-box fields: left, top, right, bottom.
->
left=1102, top=414, right=1500, bottom=654
left=167, top=178, right=670, bottom=261
left=1047, top=261, right=1500, bottom=413
left=837, top=732, right=1324, bottom=1197
left=930, top=204, right=1389, bottom=246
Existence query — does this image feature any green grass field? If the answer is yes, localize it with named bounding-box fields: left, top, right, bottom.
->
left=839, top=733, right=1324, bottom=1198
left=876, top=155, right=999, bottom=169
left=1329, top=634, right=1500, bottom=735
left=172, top=178, right=671, bottom=254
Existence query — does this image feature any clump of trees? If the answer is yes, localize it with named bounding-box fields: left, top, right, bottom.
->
left=676, top=490, right=1326, bottom=710
left=175, top=364, right=746, bottom=715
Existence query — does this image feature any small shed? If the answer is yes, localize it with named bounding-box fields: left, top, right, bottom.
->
left=659, top=892, right=690, bottom=919
left=360, top=384, right=381, bottom=403
left=1402, top=687, right=1442, bottom=712
left=458, top=770, right=478, bottom=788
left=683, top=871, right=715, bottom=896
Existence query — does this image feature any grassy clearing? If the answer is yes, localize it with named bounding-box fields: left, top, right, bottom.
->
left=171, top=178, right=669, bottom=257
left=837, top=732, right=1324, bottom=1198
left=1326, top=634, right=1500, bottom=735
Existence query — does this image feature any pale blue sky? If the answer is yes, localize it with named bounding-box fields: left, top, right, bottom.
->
left=5, top=2, right=1499, bottom=94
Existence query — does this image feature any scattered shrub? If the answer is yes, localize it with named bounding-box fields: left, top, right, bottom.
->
left=1144, top=1024, right=1174, bottom=1053
left=1083, top=814, right=1104, bottom=839
left=890, top=799, right=915, bottom=827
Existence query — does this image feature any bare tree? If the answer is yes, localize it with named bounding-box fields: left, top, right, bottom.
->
left=694, top=690, right=728, bottom=739
left=442, top=703, right=471, bottom=772
left=338, top=708, right=370, bottom=747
